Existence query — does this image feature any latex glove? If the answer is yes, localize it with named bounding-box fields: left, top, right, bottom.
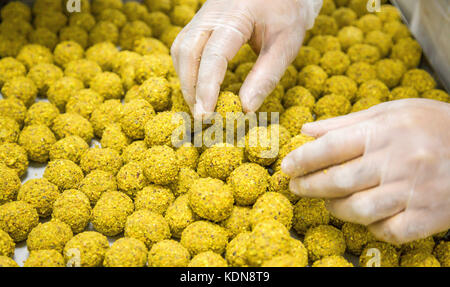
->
left=281, top=99, right=450, bottom=244
left=171, top=0, right=322, bottom=118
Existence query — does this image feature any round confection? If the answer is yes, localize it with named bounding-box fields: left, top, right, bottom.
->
left=188, top=178, right=234, bottom=222
left=134, top=184, right=174, bottom=214
left=280, top=106, right=314, bottom=136
left=85, top=42, right=118, bottom=71
left=0, top=98, right=27, bottom=128
left=136, top=76, right=171, bottom=111
left=342, top=222, right=376, bottom=255
left=391, top=38, right=422, bottom=69
left=51, top=113, right=94, bottom=143
left=293, top=198, right=330, bottom=235
left=59, top=26, right=89, bottom=49
left=0, top=201, right=39, bottom=242
left=148, top=239, right=191, bottom=267
left=49, top=136, right=89, bottom=164
left=43, top=159, right=84, bottom=190
left=88, top=21, right=119, bottom=45
left=1, top=76, right=37, bottom=107
left=47, top=76, right=85, bottom=111
left=245, top=220, right=291, bottom=266
left=120, top=99, right=155, bottom=140
left=78, top=169, right=117, bottom=205
left=27, top=63, right=63, bottom=97
left=91, top=191, right=134, bottom=236
left=227, top=163, right=270, bottom=206
left=103, top=237, right=148, bottom=267
left=188, top=251, right=228, bottom=267
left=16, top=44, right=53, bottom=69
left=401, top=69, right=436, bottom=94
left=89, top=99, right=124, bottom=138
left=63, top=231, right=109, bottom=267
left=304, top=225, right=346, bottom=261
left=65, top=89, right=104, bottom=119
left=26, top=220, right=73, bottom=252
left=0, top=57, right=26, bottom=88
left=52, top=189, right=91, bottom=233
left=79, top=147, right=123, bottom=175
left=64, top=60, right=101, bottom=87
left=165, top=194, right=197, bottom=238
left=219, top=206, right=251, bottom=239
left=0, top=165, right=21, bottom=204
left=18, top=124, right=56, bottom=162
left=312, top=255, right=353, bottom=267
left=144, top=111, right=186, bottom=147
left=100, top=123, right=130, bottom=153
left=0, top=229, right=15, bottom=257
left=124, top=209, right=171, bottom=249
left=90, top=72, right=124, bottom=100
left=17, top=178, right=59, bottom=217
left=25, top=102, right=60, bottom=127
left=24, top=249, right=65, bottom=267
left=142, top=145, right=179, bottom=185
left=180, top=221, right=228, bottom=256
left=119, top=20, right=152, bottom=50
left=53, top=41, right=84, bottom=68
left=320, top=50, right=350, bottom=75
left=345, top=62, right=377, bottom=85
left=250, top=192, right=293, bottom=229
left=197, top=143, right=244, bottom=181
left=297, top=65, right=328, bottom=97
left=314, top=94, right=351, bottom=117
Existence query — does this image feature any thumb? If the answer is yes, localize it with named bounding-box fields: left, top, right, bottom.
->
left=239, top=29, right=304, bottom=113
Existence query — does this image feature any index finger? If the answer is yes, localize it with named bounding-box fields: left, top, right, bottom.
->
left=171, top=29, right=212, bottom=110
left=281, top=122, right=372, bottom=178
left=301, top=103, right=385, bottom=138
left=195, top=27, right=249, bottom=118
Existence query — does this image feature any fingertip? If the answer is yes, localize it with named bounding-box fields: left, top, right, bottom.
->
left=241, top=94, right=264, bottom=113
left=281, top=156, right=294, bottom=176
left=289, top=177, right=308, bottom=197
left=182, top=87, right=195, bottom=106
left=367, top=216, right=408, bottom=245
left=282, top=148, right=309, bottom=178
left=367, top=224, right=393, bottom=244
left=239, top=62, right=280, bottom=113
left=289, top=178, right=301, bottom=196
left=300, top=122, right=319, bottom=136
left=325, top=199, right=336, bottom=214
left=193, top=100, right=207, bottom=120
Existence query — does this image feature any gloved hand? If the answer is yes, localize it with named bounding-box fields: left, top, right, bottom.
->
left=281, top=99, right=450, bottom=244
left=171, top=0, right=322, bottom=118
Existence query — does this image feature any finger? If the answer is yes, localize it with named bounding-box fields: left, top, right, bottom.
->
left=195, top=27, right=248, bottom=118
left=289, top=151, right=384, bottom=199
left=171, top=24, right=188, bottom=73
left=172, top=29, right=212, bottom=109
left=281, top=122, right=372, bottom=178
left=240, top=30, right=304, bottom=113
left=327, top=181, right=410, bottom=226
left=368, top=210, right=432, bottom=245
left=301, top=103, right=387, bottom=138
left=369, top=205, right=450, bottom=245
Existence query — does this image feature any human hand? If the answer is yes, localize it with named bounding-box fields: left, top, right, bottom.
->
left=281, top=99, right=450, bottom=244
left=171, top=0, right=322, bottom=118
